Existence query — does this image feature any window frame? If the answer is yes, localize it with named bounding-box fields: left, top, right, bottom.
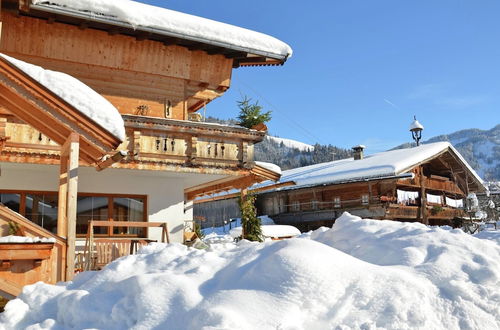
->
left=0, top=189, right=148, bottom=238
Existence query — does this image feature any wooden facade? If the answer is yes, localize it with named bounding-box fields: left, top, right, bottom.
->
left=0, top=1, right=285, bottom=195
left=0, top=0, right=287, bottom=296
left=256, top=149, right=484, bottom=231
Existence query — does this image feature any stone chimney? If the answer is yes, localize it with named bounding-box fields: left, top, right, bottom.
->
left=352, top=145, right=366, bottom=160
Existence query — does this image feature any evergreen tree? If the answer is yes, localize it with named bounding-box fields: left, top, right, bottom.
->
left=236, top=96, right=271, bottom=129
left=238, top=193, right=262, bottom=242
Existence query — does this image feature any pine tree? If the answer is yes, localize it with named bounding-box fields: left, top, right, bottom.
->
left=236, top=96, right=271, bottom=129
left=238, top=193, right=262, bottom=242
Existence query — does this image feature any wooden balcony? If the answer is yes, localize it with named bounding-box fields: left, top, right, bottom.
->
left=386, top=204, right=466, bottom=220
left=1, top=115, right=266, bottom=174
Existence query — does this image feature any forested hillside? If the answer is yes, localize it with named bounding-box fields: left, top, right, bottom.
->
left=207, top=117, right=499, bottom=180
left=205, top=116, right=353, bottom=170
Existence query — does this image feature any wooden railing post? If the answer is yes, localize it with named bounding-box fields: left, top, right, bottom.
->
left=133, top=131, right=141, bottom=160
left=239, top=141, right=249, bottom=168
left=186, top=136, right=197, bottom=164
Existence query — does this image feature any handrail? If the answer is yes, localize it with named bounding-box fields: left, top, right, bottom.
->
left=83, top=220, right=169, bottom=271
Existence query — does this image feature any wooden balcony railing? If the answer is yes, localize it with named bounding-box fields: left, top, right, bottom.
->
left=386, top=204, right=466, bottom=219
left=122, top=115, right=264, bottom=169
left=1, top=115, right=266, bottom=171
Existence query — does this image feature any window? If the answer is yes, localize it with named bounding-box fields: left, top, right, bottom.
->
left=361, top=194, right=369, bottom=205
left=0, top=190, right=147, bottom=237
left=26, top=193, right=58, bottom=234
left=291, top=201, right=300, bottom=212
left=0, top=193, right=21, bottom=213
left=311, top=200, right=319, bottom=210
left=76, top=196, right=109, bottom=235
left=333, top=197, right=341, bottom=208
left=113, top=197, right=145, bottom=236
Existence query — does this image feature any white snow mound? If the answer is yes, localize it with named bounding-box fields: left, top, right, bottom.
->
left=2, top=213, right=499, bottom=329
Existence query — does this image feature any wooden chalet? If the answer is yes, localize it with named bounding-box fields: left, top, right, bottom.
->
left=0, top=0, right=289, bottom=298
left=196, top=143, right=485, bottom=232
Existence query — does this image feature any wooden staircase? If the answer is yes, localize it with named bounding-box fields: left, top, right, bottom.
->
left=0, top=204, right=66, bottom=298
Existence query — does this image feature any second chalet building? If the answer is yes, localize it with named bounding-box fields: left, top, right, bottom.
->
left=0, top=0, right=290, bottom=296
left=196, top=142, right=485, bottom=231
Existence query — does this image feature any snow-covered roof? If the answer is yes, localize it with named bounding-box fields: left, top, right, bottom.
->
left=255, top=142, right=483, bottom=193
left=255, top=161, right=282, bottom=175
left=30, top=0, right=292, bottom=61
left=0, top=53, right=125, bottom=141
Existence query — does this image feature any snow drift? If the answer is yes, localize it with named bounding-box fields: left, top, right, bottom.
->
left=1, top=213, right=499, bottom=329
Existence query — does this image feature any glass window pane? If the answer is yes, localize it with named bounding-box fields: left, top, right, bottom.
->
left=0, top=193, right=21, bottom=213
left=25, top=193, right=58, bottom=234
left=77, top=196, right=109, bottom=235
left=113, top=197, right=145, bottom=236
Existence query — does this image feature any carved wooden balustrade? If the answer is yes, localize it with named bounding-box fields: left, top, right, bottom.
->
left=122, top=115, right=264, bottom=170
left=0, top=115, right=266, bottom=172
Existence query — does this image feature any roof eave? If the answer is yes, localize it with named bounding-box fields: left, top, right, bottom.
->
left=25, top=3, right=289, bottom=65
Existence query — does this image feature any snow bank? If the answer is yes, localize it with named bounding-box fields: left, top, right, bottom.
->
left=2, top=213, right=499, bottom=329
left=0, top=236, right=56, bottom=243
left=475, top=229, right=500, bottom=245
left=229, top=225, right=301, bottom=239
left=0, top=54, right=125, bottom=141
left=31, top=0, right=292, bottom=59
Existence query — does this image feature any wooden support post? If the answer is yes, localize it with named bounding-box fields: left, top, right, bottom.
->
left=57, top=154, right=68, bottom=237
left=240, top=188, right=247, bottom=239
left=66, top=133, right=79, bottom=280
left=420, top=167, right=428, bottom=225
left=57, top=133, right=79, bottom=280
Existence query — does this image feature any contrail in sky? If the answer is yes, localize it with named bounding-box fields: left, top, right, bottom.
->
left=383, top=98, right=400, bottom=110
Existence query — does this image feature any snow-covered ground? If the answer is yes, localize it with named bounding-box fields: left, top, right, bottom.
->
left=1, top=213, right=499, bottom=329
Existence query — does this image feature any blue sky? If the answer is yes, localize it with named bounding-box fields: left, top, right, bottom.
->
left=142, top=0, right=499, bottom=153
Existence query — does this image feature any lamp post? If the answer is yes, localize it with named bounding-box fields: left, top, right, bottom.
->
left=409, top=116, right=424, bottom=146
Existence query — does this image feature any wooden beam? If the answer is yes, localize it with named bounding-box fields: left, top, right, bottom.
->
left=96, top=150, right=127, bottom=171
left=65, top=133, right=79, bottom=280
left=193, top=181, right=296, bottom=204
left=185, top=175, right=256, bottom=201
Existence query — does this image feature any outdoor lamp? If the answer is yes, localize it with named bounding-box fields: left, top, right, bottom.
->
left=409, top=116, right=424, bottom=146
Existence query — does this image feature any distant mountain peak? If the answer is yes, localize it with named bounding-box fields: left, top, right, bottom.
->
left=394, top=124, right=499, bottom=181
